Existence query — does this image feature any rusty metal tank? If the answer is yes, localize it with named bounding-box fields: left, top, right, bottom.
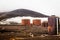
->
left=48, top=15, right=57, bottom=35
left=33, top=19, right=41, bottom=26
left=21, top=19, right=30, bottom=26
left=41, top=21, right=48, bottom=27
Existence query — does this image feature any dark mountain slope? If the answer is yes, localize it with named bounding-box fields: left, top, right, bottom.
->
left=0, top=9, right=49, bottom=21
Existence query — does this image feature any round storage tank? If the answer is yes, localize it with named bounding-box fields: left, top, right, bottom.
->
left=33, top=19, right=41, bottom=26
left=21, top=19, right=30, bottom=26
left=48, top=15, right=57, bottom=35
left=41, top=21, right=48, bottom=27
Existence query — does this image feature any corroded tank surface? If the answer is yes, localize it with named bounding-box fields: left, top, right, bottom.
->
left=48, top=16, right=57, bottom=35
left=21, top=19, right=30, bottom=26
left=33, top=19, right=41, bottom=26
left=41, top=21, right=48, bottom=27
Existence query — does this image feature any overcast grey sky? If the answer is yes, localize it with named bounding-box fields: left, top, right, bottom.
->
left=0, top=0, right=60, bottom=17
